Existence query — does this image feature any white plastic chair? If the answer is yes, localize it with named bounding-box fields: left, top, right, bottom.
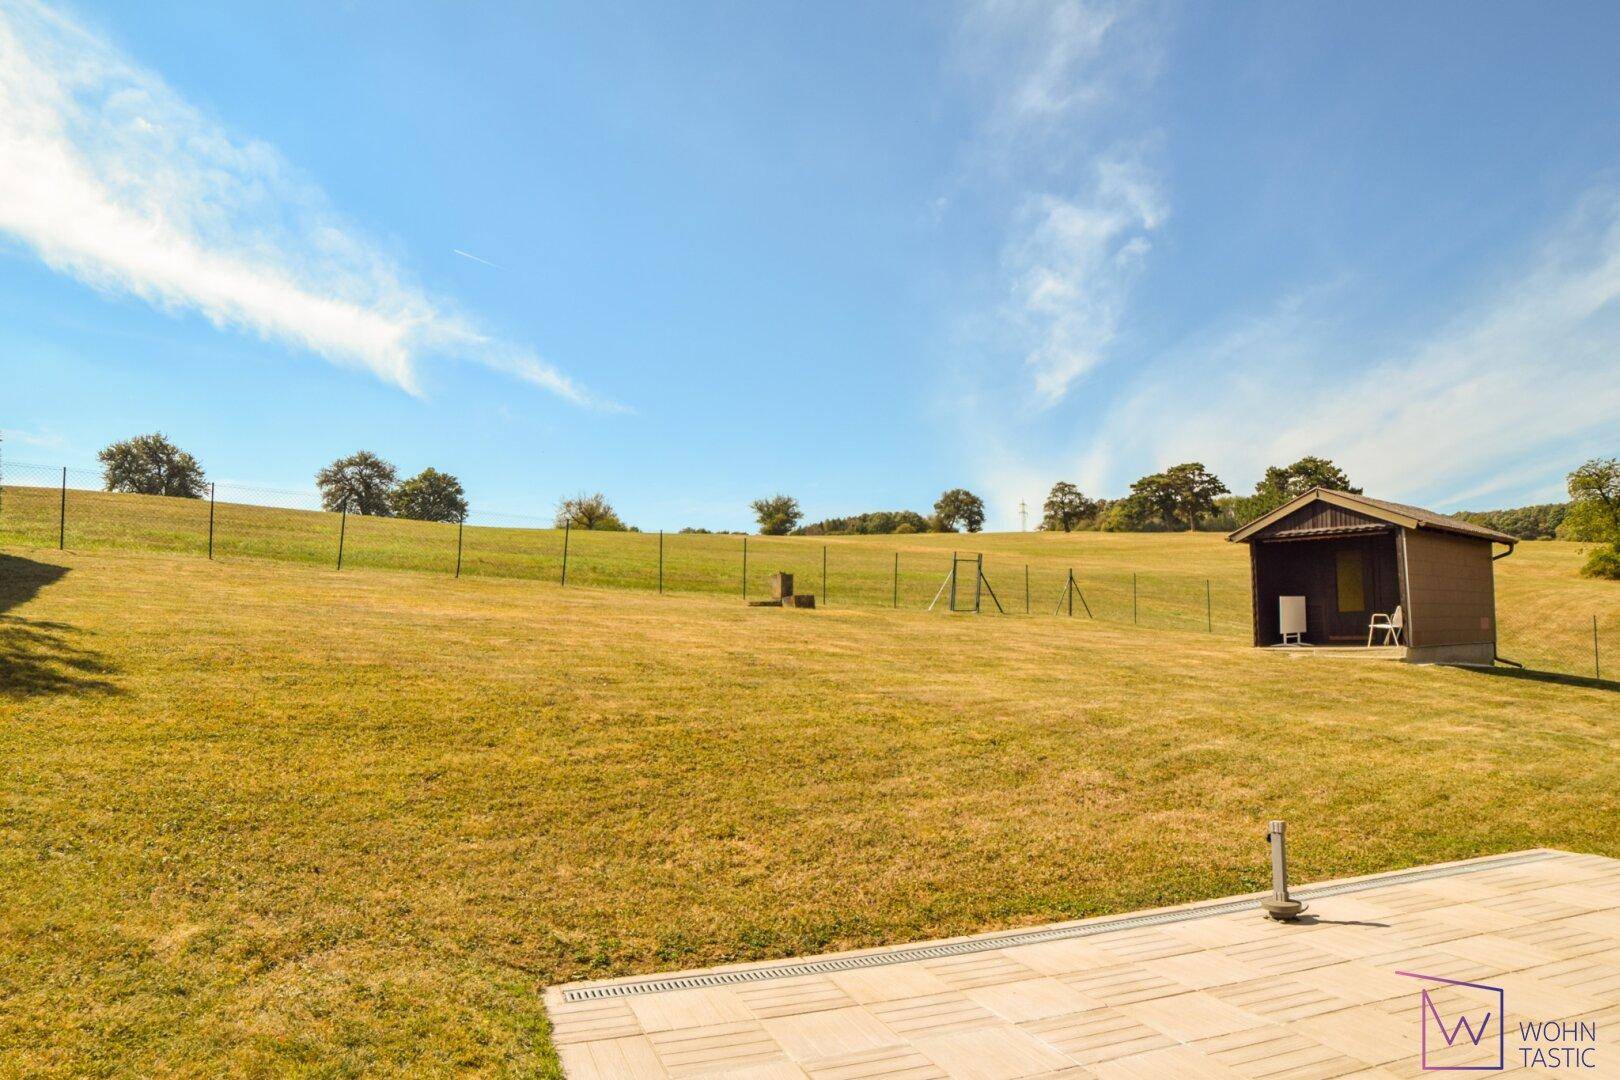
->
left=1367, top=605, right=1403, bottom=646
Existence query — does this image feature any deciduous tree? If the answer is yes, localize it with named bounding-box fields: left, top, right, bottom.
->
left=933, top=488, right=986, bottom=533
left=98, top=433, right=207, bottom=498
left=751, top=494, right=802, bottom=535
left=392, top=468, right=468, bottom=523
left=316, top=451, right=398, bottom=515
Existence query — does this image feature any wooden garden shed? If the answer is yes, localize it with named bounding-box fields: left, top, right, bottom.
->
left=1227, top=488, right=1517, bottom=664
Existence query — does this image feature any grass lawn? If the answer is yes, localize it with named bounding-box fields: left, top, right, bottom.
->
left=3, top=482, right=1616, bottom=671
left=2, top=546, right=1617, bottom=1075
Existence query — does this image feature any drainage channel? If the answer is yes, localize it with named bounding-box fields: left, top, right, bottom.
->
left=561, top=849, right=1557, bottom=1002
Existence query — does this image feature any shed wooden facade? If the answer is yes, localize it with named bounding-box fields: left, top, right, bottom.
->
left=1227, top=489, right=1516, bottom=664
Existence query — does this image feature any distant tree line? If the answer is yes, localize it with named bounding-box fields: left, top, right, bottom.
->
left=88, top=432, right=1620, bottom=578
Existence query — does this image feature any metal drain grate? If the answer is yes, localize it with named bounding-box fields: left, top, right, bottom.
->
left=561, top=850, right=1558, bottom=1002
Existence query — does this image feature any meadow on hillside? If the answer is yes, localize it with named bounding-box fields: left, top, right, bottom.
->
left=2, top=479, right=1614, bottom=675
left=1, top=548, right=1616, bottom=1075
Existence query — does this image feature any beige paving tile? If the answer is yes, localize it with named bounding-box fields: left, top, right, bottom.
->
left=739, top=976, right=859, bottom=1019
left=1566, top=908, right=1620, bottom=939
left=1349, top=887, right=1453, bottom=915
left=547, top=998, right=646, bottom=1045
left=923, top=951, right=1042, bottom=990
left=557, top=1034, right=668, bottom=1080
left=648, top=1020, right=786, bottom=1077
left=964, top=978, right=1101, bottom=1022
left=1379, top=914, right=1476, bottom=948
left=1091, top=927, right=1199, bottom=963
left=1116, top=991, right=1268, bottom=1042
left=829, top=963, right=955, bottom=1004
left=1208, top=976, right=1358, bottom=1022
left=1438, top=932, right=1563, bottom=971
left=867, top=992, right=1000, bottom=1039
left=1194, top=1026, right=1369, bottom=1080
left=1019, top=1006, right=1173, bottom=1065
left=719, top=1064, right=812, bottom=1080
left=1477, top=892, right=1586, bottom=922
left=1220, top=938, right=1343, bottom=975
left=1158, top=914, right=1281, bottom=950
left=1088, top=1044, right=1246, bottom=1078
left=628, top=987, right=754, bottom=1033
left=1005, top=938, right=1120, bottom=977
left=1495, top=921, right=1615, bottom=960
left=1525, top=956, right=1620, bottom=1003
left=802, top=1043, right=947, bottom=1079
left=763, top=1006, right=903, bottom=1063
left=911, top=1024, right=1076, bottom=1080
left=1293, top=1004, right=1416, bottom=1066
left=1359, top=946, right=1501, bottom=985
left=1059, top=964, right=1186, bottom=1006
left=1138, top=948, right=1266, bottom=990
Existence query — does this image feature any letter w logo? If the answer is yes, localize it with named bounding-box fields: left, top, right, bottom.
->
left=1396, top=971, right=1505, bottom=1071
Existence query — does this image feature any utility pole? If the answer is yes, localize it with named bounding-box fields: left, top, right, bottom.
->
left=1019, top=499, right=1027, bottom=532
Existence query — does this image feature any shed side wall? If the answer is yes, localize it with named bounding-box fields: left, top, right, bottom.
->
left=1402, top=530, right=1497, bottom=648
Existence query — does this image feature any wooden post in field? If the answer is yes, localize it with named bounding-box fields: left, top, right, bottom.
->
left=949, top=550, right=957, bottom=612
left=1067, top=569, right=1073, bottom=617
left=337, top=502, right=348, bottom=570
left=207, top=482, right=216, bottom=560
left=58, top=466, right=66, bottom=550
left=658, top=530, right=664, bottom=594
left=454, top=519, right=464, bottom=578
left=561, top=521, right=570, bottom=586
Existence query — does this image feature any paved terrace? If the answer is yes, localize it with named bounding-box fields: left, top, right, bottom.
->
left=546, top=849, right=1620, bottom=1078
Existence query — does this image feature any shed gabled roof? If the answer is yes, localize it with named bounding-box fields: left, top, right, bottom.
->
left=1226, top=488, right=1517, bottom=545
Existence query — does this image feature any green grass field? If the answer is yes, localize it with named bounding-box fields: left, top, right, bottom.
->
left=2, top=544, right=1617, bottom=1075
left=2, top=481, right=1615, bottom=673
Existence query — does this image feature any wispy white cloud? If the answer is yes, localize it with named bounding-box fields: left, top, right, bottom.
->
left=0, top=0, right=609, bottom=408
left=1077, top=191, right=1620, bottom=507
left=1005, top=157, right=1165, bottom=405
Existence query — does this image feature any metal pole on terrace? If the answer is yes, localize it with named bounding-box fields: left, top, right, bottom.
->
left=337, top=501, right=347, bottom=570
left=207, top=482, right=216, bottom=560
left=58, top=466, right=66, bottom=550
left=561, top=521, right=570, bottom=586
left=454, top=519, right=464, bottom=578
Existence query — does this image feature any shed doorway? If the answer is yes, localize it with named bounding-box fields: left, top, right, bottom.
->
left=1253, top=532, right=1401, bottom=645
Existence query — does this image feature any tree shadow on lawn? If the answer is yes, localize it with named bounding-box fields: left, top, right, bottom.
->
left=0, top=554, right=118, bottom=698
left=1460, top=664, right=1620, bottom=695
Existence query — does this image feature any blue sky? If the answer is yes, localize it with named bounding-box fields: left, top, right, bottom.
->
left=3, top=1, right=1619, bottom=529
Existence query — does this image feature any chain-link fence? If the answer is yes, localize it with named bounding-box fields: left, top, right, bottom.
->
left=1, top=458, right=1611, bottom=679
left=0, top=459, right=1250, bottom=636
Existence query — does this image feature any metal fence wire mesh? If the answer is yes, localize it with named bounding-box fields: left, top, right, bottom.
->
left=0, top=458, right=1610, bottom=681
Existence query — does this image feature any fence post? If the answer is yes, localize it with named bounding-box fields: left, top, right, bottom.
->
left=1596, top=615, right=1602, bottom=681
left=561, top=521, right=570, bottom=586
left=742, top=536, right=748, bottom=598
left=822, top=544, right=828, bottom=605
left=893, top=552, right=898, bottom=608
left=1206, top=579, right=1212, bottom=632
left=1068, top=569, right=1074, bottom=617
left=58, top=466, right=66, bottom=550
left=337, top=502, right=347, bottom=570
left=659, top=530, right=664, bottom=594
left=455, top=519, right=464, bottom=578
left=1132, top=572, right=1138, bottom=625
left=207, top=482, right=216, bottom=560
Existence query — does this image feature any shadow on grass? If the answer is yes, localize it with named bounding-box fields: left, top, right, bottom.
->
left=1462, top=664, right=1620, bottom=695
left=0, top=554, right=118, bottom=698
